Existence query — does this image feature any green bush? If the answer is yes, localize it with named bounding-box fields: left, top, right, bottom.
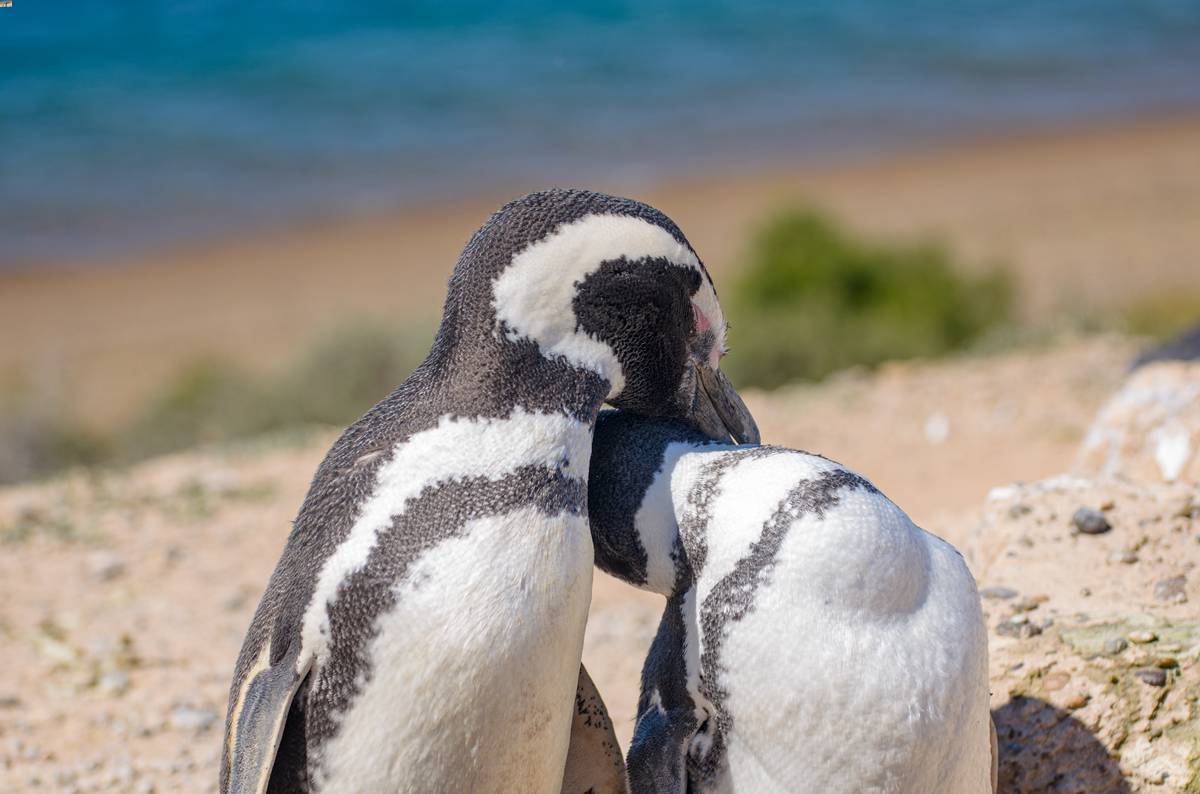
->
left=723, top=211, right=1014, bottom=389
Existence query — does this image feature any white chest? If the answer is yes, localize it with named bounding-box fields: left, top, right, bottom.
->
left=314, top=506, right=595, bottom=794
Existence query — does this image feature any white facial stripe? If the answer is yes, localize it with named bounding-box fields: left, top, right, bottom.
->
left=298, top=408, right=591, bottom=669
left=492, top=213, right=716, bottom=397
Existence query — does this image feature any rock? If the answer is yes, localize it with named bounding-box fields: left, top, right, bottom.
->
left=1011, top=596, right=1041, bottom=612
left=1153, top=575, right=1188, bottom=603
left=1154, top=655, right=1179, bottom=669
left=1107, top=549, right=1138, bottom=564
left=87, top=551, right=127, bottom=582
left=923, top=412, right=950, bottom=445
left=1071, top=507, right=1110, bottom=535
left=168, top=705, right=217, bottom=733
left=1102, top=637, right=1128, bottom=655
left=1007, top=503, right=1032, bottom=519
left=1134, top=668, right=1167, bottom=687
left=996, top=620, right=1042, bottom=639
left=1128, top=629, right=1158, bottom=644
left=980, top=586, right=1018, bottom=600
left=1063, top=693, right=1089, bottom=710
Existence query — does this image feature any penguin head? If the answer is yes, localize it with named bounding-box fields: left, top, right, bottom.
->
left=458, top=188, right=759, bottom=443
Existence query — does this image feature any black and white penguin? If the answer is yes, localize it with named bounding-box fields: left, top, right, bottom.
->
left=588, top=411, right=995, bottom=794
left=220, top=189, right=759, bottom=793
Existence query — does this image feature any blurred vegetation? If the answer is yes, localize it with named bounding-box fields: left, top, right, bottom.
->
left=1119, top=292, right=1200, bottom=340
left=723, top=210, right=1015, bottom=389
left=0, top=322, right=430, bottom=485
left=6, top=209, right=1199, bottom=487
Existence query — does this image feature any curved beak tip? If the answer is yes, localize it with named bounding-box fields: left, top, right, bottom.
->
left=692, top=363, right=761, bottom=445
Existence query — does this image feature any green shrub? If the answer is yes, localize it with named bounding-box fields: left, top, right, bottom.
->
left=125, top=321, right=431, bottom=460
left=1119, top=293, right=1200, bottom=339
left=723, top=210, right=1014, bottom=389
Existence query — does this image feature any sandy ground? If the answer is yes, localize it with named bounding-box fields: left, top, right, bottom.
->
left=3, top=113, right=1200, bottom=425
left=4, top=334, right=1197, bottom=792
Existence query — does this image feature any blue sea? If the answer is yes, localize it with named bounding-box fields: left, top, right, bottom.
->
left=3, top=1, right=1199, bottom=267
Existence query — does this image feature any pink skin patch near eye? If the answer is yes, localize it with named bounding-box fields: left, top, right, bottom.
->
left=691, top=303, right=722, bottom=369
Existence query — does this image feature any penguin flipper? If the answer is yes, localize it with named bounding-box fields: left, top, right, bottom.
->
left=561, top=664, right=628, bottom=793
left=224, top=638, right=312, bottom=794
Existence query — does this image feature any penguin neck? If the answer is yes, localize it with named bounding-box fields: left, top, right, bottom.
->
left=421, top=307, right=613, bottom=426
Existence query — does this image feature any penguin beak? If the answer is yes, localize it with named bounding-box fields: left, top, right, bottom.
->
left=688, top=362, right=761, bottom=445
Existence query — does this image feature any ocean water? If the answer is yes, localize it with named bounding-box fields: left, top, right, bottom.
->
left=3, top=0, right=1199, bottom=267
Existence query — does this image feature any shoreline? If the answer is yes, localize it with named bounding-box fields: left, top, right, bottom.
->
left=4, top=111, right=1200, bottom=423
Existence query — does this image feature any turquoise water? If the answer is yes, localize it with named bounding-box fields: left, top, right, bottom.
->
left=3, top=1, right=1199, bottom=266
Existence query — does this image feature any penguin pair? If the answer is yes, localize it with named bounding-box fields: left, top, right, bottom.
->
left=587, top=412, right=997, bottom=793
left=220, top=189, right=757, bottom=793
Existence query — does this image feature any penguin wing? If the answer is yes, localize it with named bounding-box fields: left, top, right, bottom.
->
left=224, top=635, right=312, bottom=794
left=562, top=664, right=628, bottom=793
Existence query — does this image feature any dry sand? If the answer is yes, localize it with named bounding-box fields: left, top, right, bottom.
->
left=3, top=113, right=1199, bottom=425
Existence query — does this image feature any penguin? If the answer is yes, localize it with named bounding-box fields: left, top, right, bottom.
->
left=220, top=189, right=759, bottom=793
left=586, top=411, right=996, bottom=794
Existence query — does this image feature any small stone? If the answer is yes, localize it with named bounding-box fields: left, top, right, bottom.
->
left=924, top=413, right=950, bottom=445
left=1103, top=638, right=1128, bottom=655
left=1154, top=656, right=1179, bottom=669
left=1008, top=613, right=1030, bottom=625
left=996, top=620, right=1042, bottom=639
left=979, top=586, right=1018, bottom=600
left=87, top=551, right=127, bottom=582
left=1135, top=668, right=1167, bottom=687
left=1153, top=575, right=1188, bottom=604
left=1158, top=643, right=1183, bottom=652
left=1080, top=587, right=1092, bottom=597
left=1011, top=596, right=1040, bottom=612
left=169, top=705, right=217, bottom=733
left=1108, top=549, right=1138, bottom=564
left=1072, top=507, right=1111, bottom=535
left=1007, top=503, right=1032, bottom=520
left=1064, top=693, right=1089, bottom=710
left=0, top=694, right=21, bottom=709
left=1099, top=499, right=1116, bottom=511
left=1129, top=630, right=1158, bottom=644
left=1042, top=672, right=1069, bottom=691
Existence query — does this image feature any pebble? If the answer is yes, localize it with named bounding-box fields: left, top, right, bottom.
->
left=923, top=413, right=950, bottom=445
left=1103, top=638, right=1128, bottom=655
left=996, top=620, right=1042, bottom=639
left=1072, top=507, right=1111, bottom=535
left=979, top=586, right=1018, bottom=600
left=169, top=705, right=218, bottom=733
left=1011, top=596, right=1041, bottom=612
left=1154, top=656, right=1179, bottom=669
left=1153, top=575, right=1188, bottom=604
left=87, top=551, right=127, bottom=582
left=1007, top=503, right=1032, bottom=519
left=1064, top=693, right=1089, bottom=710
left=1128, top=630, right=1158, bottom=644
left=1134, top=668, right=1167, bottom=687
left=1108, top=549, right=1138, bottom=564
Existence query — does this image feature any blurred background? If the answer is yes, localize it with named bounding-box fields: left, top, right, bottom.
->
left=1, top=1, right=1199, bottom=481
